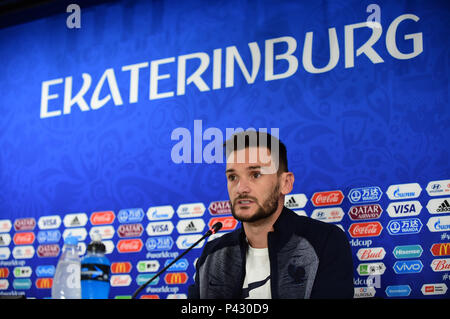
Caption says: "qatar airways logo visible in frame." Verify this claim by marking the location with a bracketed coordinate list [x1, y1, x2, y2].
[40, 13, 423, 120]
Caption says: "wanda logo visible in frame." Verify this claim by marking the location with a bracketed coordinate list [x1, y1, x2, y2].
[90, 211, 115, 225]
[312, 191, 344, 207]
[348, 222, 383, 238]
[117, 239, 143, 253]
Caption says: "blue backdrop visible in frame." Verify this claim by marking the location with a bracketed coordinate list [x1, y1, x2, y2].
[0, 0, 449, 298]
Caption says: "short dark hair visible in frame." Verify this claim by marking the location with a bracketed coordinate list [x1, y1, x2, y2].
[223, 131, 288, 174]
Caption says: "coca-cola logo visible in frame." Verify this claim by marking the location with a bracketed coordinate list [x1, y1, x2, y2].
[312, 191, 344, 207]
[13, 232, 35, 245]
[90, 211, 115, 225]
[208, 201, 232, 215]
[208, 217, 238, 231]
[348, 204, 383, 220]
[117, 239, 143, 253]
[348, 222, 383, 238]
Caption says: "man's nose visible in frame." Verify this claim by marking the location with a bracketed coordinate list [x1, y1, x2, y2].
[237, 177, 251, 195]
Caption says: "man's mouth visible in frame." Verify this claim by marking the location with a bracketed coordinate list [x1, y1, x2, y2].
[235, 198, 256, 206]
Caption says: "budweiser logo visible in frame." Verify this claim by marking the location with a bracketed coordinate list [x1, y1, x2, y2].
[357, 247, 386, 261]
[110, 275, 131, 287]
[430, 258, 450, 272]
[312, 191, 344, 207]
[348, 222, 383, 238]
[90, 211, 115, 225]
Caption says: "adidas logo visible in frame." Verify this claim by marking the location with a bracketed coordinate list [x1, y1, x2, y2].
[285, 196, 298, 208]
[437, 200, 450, 213]
[184, 221, 198, 232]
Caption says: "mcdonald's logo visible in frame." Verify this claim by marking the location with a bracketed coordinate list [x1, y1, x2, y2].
[0, 268, 9, 278]
[164, 272, 188, 284]
[36, 278, 53, 289]
[431, 243, 450, 256]
[111, 262, 132, 274]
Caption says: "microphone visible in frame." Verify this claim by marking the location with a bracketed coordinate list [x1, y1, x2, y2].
[131, 221, 222, 299]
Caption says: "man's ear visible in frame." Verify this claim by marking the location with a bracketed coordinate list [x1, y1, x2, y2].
[280, 172, 294, 195]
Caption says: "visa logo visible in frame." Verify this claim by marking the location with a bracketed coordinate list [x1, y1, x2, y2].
[146, 222, 173, 236]
[387, 201, 422, 218]
[394, 204, 416, 214]
[393, 260, 423, 274]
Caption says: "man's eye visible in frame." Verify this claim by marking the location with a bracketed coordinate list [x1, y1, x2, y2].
[228, 175, 236, 181]
[252, 172, 261, 179]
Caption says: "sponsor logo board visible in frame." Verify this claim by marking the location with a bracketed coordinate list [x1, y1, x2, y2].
[348, 222, 383, 238]
[386, 201, 422, 218]
[386, 183, 422, 200]
[348, 187, 382, 204]
[311, 190, 344, 207]
[284, 194, 308, 209]
[387, 218, 423, 235]
[393, 245, 423, 259]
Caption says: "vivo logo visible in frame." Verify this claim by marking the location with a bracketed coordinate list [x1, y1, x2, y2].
[393, 260, 423, 274]
[36, 265, 56, 277]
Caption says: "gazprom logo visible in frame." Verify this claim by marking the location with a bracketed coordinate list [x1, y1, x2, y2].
[386, 183, 422, 200]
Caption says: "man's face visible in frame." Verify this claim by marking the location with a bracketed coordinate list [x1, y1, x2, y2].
[225, 147, 281, 223]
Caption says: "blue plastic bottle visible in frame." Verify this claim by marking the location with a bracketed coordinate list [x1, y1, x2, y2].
[81, 233, 111, 299]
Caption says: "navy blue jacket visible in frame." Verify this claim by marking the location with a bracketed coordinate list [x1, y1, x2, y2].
[188, 207, 354, 299]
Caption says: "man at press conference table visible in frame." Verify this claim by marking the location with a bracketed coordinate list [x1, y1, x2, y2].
[188, 131, 354, 299]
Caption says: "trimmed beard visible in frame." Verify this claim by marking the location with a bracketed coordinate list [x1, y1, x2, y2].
[231, 183, 280, 223]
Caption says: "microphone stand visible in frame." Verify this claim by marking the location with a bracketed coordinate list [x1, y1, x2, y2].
[131, 222, 222, 299]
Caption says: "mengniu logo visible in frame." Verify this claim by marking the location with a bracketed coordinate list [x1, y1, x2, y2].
[90, 211, 115, 225]
[164, 272, 188, 285]
[311, 190, 344, 207]
[36, 278, 53, 289]
[430, 243, 450, 256]
[111, 262, 132, 274]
